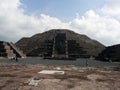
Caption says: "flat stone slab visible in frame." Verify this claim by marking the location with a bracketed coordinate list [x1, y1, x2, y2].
[38, 70, 65, 75]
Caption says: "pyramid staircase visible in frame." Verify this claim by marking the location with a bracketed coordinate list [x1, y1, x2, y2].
[8, 42, 26, 58]
[0, 41, 26, 59]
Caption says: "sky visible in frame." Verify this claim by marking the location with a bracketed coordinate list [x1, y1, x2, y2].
[0, 0, 120, 46]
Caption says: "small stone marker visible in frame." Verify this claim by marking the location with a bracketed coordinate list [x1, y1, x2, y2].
[29, 78, 42, 86]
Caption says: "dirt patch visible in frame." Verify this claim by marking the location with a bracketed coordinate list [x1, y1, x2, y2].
[0, 64, 120, 90]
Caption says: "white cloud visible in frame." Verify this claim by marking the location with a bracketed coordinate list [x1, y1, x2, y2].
[0, 0, 120, 46]
[39, 14, 70, 30]
[101, 0, 120, 20]
[70, 10, 120, 45]
[0, 0, 70, 42]
[0, 0, 20, 9]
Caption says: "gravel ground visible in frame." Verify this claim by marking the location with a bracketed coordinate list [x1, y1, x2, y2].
[0, 57, 120, 67]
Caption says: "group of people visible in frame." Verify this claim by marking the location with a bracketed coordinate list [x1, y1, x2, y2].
[10, 56, 18, 62]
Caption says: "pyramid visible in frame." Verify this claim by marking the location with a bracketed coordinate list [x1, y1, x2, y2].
[16, 29, 105, 59]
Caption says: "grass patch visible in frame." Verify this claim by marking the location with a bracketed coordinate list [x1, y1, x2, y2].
[67, 84, 75, 89]
[0, 57, 7, 60]
[0, 85, 6, 90]
[6, 80, 14, 84]
[96, 78, 106, 82]
[113, 67, 120, 71]
[53, 74, 89, 80]
[20, 75, 32, 78]
[0, 74, 16, 77]
[96, 78, 114, 82]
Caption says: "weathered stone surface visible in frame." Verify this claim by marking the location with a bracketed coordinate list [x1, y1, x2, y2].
[16, 29, 105, 59]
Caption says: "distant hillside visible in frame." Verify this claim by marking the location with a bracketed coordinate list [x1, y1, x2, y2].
[16, 29, 105, 59]
[96, 44, 120, 62]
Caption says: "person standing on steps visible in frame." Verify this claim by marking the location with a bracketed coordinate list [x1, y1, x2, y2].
[86, 59, 88, 66]
[15, 56, 18, 62]
[10, 57, 14, 61]
[10, 56, 18, 62]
